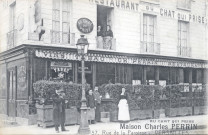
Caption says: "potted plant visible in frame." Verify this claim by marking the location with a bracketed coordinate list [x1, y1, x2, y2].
[33, 80, 89, 128]
[193, 85, 207, 115]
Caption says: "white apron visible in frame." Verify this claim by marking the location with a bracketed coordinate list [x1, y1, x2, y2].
[118, 99, 130, 121]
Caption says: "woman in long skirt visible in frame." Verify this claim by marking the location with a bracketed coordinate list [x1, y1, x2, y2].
[87, 90, 96, 124]
[118, 88, 130, 122]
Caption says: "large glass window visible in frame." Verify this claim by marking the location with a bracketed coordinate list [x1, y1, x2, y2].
[7, 2, 16, 49]
[52, 0, 71, 44]
[97, 63, 115, 85]
[142, 14, 159, 54]
[132, 65, 142, 85]
[50, 61, 73, 82]
[178, 21, 190, 57]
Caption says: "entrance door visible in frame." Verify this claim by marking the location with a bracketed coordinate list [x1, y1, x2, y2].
[7, 67, 17, 117]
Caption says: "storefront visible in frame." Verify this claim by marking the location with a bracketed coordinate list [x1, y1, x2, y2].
[0, 43, 207, 121]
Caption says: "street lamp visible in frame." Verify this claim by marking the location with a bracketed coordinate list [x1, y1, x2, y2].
[76, 35, 90, 135]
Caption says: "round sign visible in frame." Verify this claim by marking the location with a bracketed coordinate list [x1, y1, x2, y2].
[77, 18, 94, 34]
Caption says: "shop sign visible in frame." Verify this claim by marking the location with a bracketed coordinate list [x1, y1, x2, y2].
[77, 18, 94, 34]
[89, 0, 207, 25]
[35, 50, 208, 68]
[51, 61, 72, 73]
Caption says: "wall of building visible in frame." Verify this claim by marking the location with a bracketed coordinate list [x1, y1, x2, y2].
[0, 0, 207, 60]
[0, 0, 29, 52]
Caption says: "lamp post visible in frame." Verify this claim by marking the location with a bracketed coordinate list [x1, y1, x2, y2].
[76, 35, 90, 135]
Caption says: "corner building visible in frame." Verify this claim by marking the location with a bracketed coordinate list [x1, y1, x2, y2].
[0, 0, 207, 121]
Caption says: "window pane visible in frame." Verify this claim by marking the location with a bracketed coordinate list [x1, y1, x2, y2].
[53, 10, 60, 20]
[62, 11, 70, 22]
[53, 0, 60, 9]
[53, 21, 60, 31]
[62, 22, 69, 32]
[62, 0, 70, 11]
[143, 25, 147, 34]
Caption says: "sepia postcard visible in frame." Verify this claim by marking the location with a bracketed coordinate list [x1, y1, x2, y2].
[0, 0, 208, 134]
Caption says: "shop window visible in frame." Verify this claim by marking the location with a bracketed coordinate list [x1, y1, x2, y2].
[52, 0, 71, 44]
[177, 0, 191, 10]
[77, 62, 92, 87]
[184, 69, 189, 83]
[132, 65, 142, 85]
[50, 61, 73, 82]
[97, 5, 115, 50]
[169, 68, 177, 84]
[192, 69, 197, 83]
[159, 67, 169, 86]
[146, 66, 155, 85]
[97, 63, 115, 85]
[178, 21, 191, 57]
[141, 14, 159, 54]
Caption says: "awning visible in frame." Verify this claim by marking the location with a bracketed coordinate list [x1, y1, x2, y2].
[35, 49, 208, 69]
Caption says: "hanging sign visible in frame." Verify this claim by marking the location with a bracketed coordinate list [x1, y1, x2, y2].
[77, 18, 94, 34]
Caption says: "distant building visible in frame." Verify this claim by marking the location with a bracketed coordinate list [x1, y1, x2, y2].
[0, 0, 207, 122]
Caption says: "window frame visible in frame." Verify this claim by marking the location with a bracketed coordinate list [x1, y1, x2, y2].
[52, 0, 71, 44]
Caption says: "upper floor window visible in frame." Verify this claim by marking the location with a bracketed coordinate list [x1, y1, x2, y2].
[141, 14, 160, 54]
[52, 0, 71, 44]
[177, 0, 191, 10]
[7, 2, 17, 49]
[178, 21, 191, 57]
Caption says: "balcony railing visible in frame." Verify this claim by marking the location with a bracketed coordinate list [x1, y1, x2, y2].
[7, 29, 17, 49]
[140, 41, 160, 54]
[177, 46, 191, 57]
[96, 36, 116, 51]
[51, 30, 75, 45]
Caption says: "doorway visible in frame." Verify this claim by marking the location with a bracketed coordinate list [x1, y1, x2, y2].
[7, 67, 17, 117]
[97, 5, 113, 33]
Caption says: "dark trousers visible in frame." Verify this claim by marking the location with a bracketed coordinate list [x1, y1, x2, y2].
[55, 122, 65, 131]
[95, 103, 101, 122]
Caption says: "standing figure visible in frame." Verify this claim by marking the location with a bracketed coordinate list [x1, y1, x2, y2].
[93, 86, 102, 122]
[87, 90, 96, 124]
[52, 89, 67, 133]
[97, 25, 104, 49]
[103, 25, 113, 50]
[118, 88, 130, 122]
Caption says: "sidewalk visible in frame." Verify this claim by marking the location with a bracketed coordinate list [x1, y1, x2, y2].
[0, 115, 207, 135]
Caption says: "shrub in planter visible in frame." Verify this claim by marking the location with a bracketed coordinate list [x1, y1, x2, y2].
[33, 80, 90, 127]
[165, 85, 183, 108]
[99, 84, 163, 120]
[33, 80, 90, 106]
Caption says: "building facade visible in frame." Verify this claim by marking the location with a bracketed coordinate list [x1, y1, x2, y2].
[0, 0, 208, 120]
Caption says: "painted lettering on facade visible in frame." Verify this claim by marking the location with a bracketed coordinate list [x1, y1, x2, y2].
[89, 0, 207, 25]
[89, 0, 140, 11]
[160, 8, 208, 24]
[35, 50, 208, 68]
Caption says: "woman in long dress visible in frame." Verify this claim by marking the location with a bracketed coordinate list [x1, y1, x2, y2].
[87, 89, 96, 124]
[118, 88, 130, 122]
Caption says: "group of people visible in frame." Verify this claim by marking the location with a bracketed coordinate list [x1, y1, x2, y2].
[97, 25, 114, 50]
[51, 86, 130, 133]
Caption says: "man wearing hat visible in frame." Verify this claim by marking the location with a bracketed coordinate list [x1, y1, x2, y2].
[93, 86, 102, 122]
[52, 88, 67, 133]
